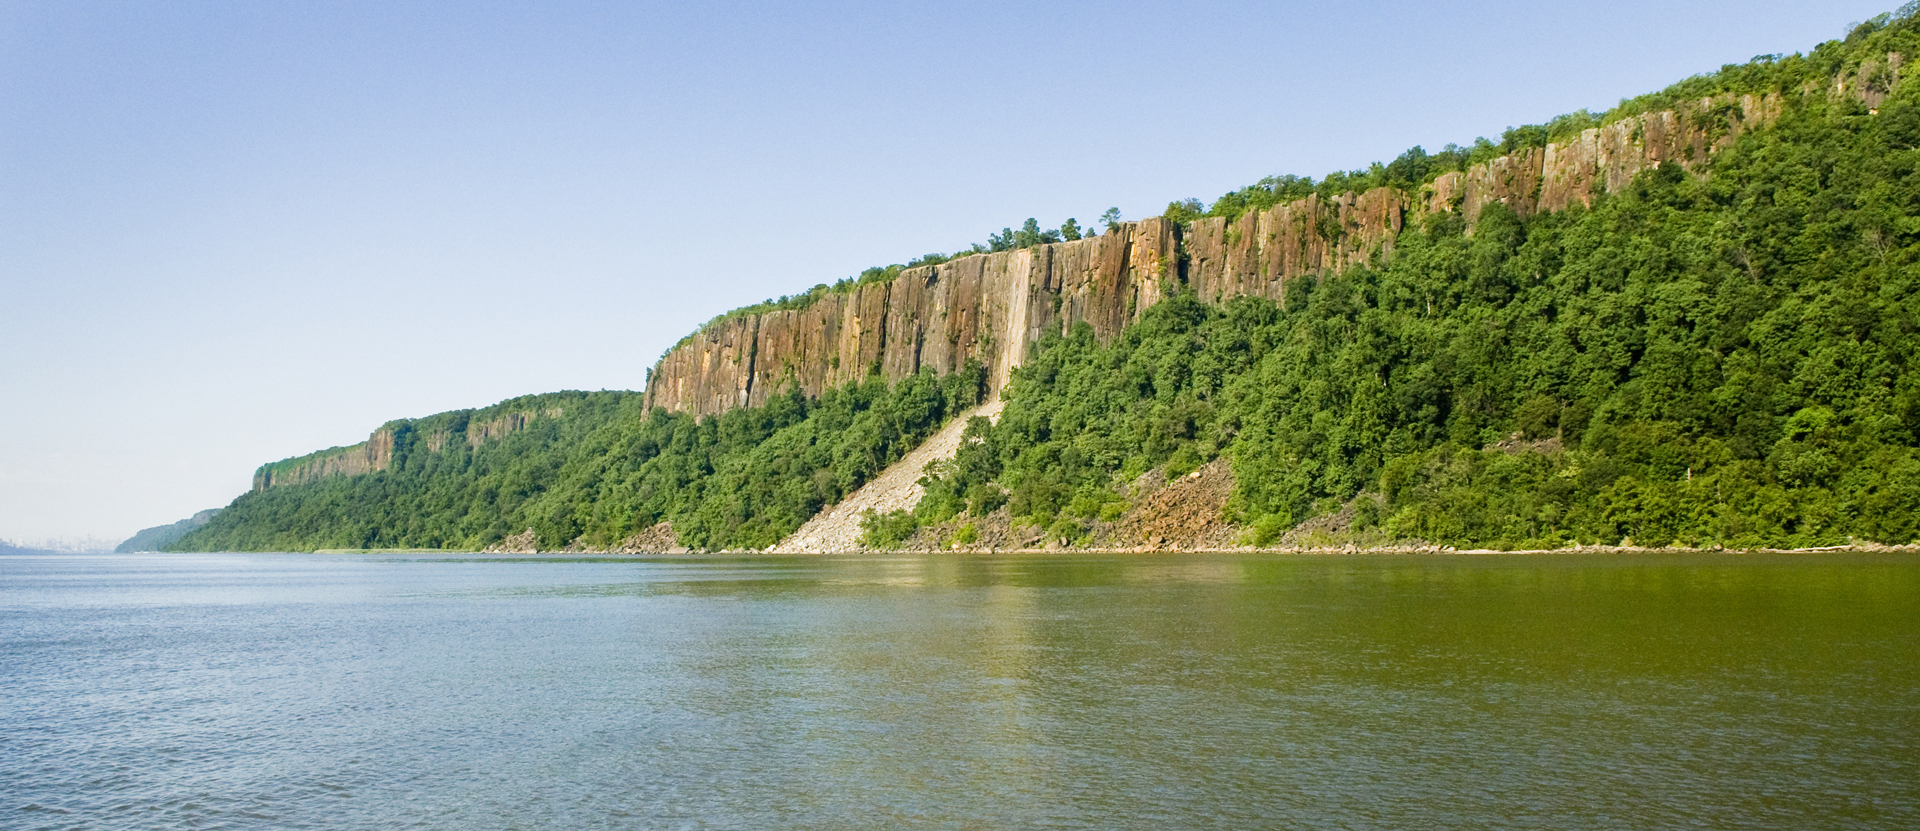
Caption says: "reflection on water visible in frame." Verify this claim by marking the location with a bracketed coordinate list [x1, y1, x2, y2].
[2, 551, 1916, 830]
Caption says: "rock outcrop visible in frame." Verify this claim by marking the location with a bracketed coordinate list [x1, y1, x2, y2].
[252, 405, 568, 491]
[1431, 93, 1786, 225]
[645, 92, 1807, 419]
[253, 430, 395, 490]
[1183, 187, 1404, 305]
[645, 220, 1181, 415]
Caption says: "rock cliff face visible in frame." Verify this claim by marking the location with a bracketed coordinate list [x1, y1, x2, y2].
[1429, 93, 1786, 225]
[645, 93, 1797, 418]
[1182, 186, 1404, 306]
[254, 430, 395, 491]
[251, 406, 564, 491]
[644, 218, 1180, 414]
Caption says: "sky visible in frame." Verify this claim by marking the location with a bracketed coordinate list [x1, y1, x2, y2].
[0, 0, 1896, 547]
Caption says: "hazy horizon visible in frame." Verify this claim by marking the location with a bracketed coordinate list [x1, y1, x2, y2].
[1, 0, 1893, 545]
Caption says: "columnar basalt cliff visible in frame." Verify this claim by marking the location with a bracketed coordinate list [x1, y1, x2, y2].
[1182, 186, 1405, 305]
[1428, 93, 1788, 225]
[253, 430, 395, 491]
[250, 406, 565, 491]
[643, 219, 1180, 415]
[645, 93, 1796, 418]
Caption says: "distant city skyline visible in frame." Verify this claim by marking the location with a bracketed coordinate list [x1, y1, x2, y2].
[1, 535, 120, 554]
[0, 0, 1894, 543]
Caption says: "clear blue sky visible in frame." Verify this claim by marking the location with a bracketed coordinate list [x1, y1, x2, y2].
[0, 0, 1893, 546]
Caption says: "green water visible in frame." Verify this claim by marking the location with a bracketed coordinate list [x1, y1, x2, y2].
[3, 551, 1915, 829]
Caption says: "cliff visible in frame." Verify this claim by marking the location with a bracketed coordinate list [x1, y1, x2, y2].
[163, 18, 1920, 553]
[645, 90, 1800, 418]
[253, 433, 394, 490]
[644, 218, 1179, 414]
[234, 54, 1892, 494]
[251, 399, 578, 491]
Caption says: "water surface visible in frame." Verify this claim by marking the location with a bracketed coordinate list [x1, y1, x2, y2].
[3, 552, 1916, 829]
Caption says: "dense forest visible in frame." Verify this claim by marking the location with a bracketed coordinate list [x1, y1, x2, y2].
[180, 10, 1920, 551]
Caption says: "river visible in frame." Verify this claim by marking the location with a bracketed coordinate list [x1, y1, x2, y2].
[3, 551, 1915, 829]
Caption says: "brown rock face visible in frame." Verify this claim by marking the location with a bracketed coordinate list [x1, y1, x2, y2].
[1841, 52, 1905, 107]
[251, 407, 562, 492]
[643, 98, 1788, 419]
[253, 430, 394, 491]
[646, 315, 759, 415]
[466, 408, 563, 447]
[1431, 94, 1786, 225]
[644, 218, 1184, 415]
[644, 65, 1908, 423]
[1185, 188, 1405, 305]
